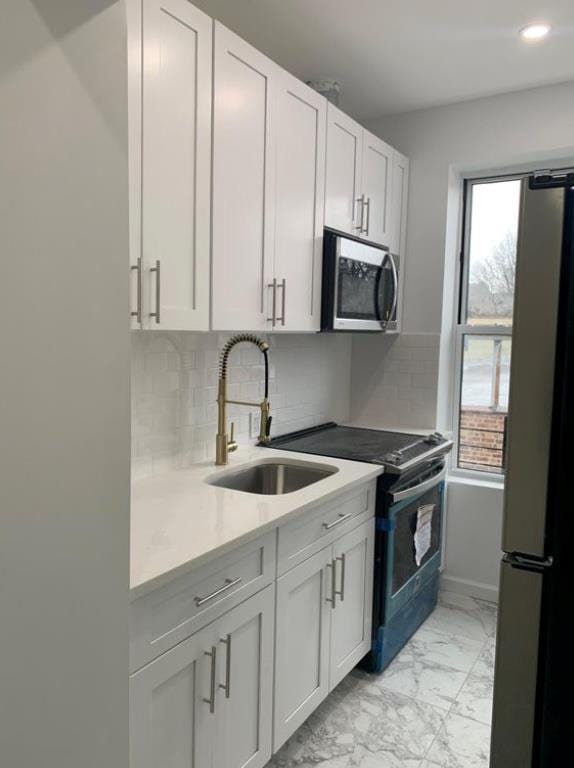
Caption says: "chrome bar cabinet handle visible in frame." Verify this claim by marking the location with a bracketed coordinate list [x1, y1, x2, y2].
[130, 257, 142, 324]
[203, 646, 217, 714]
[267, 278, 278, 326]
[364, 196, 371, 236]
[335, 553, 346, 601]
[219, 634, 232, 699]
[150, 259, 161, 324]
[323, 512, 353, 530]
[354, 195, 364, 231]
[325, 561, 337, 607]
[276, 278, 286, 326]
[194, 576, 242, 607]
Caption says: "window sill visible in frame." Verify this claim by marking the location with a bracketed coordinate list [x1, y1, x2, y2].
[447, 468, 505, 490]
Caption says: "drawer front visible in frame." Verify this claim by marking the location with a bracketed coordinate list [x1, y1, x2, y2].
[277, 481, 375, 576]
[130, 531, 276, 671]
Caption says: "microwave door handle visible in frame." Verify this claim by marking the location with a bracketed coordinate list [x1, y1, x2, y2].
[388, 253, 399, 323]
[390, 465, 447, 503]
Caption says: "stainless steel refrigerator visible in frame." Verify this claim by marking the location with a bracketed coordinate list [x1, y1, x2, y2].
[491, 171, 574, 766]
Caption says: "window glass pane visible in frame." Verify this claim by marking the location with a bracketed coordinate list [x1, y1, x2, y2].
[458, 335, 511, 474]
[466, 179, 521, 326]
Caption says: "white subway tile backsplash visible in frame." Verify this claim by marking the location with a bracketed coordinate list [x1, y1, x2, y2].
[131, 331, 352, 477]
[350, 333, 440, 429]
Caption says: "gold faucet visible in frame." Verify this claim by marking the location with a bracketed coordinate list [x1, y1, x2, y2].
[215, 334, 272, 465]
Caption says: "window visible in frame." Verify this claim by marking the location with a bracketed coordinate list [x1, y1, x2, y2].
[455, 176, 521, 475]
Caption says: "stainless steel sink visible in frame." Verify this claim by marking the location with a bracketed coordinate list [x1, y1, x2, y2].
[208, 460, 337, 495]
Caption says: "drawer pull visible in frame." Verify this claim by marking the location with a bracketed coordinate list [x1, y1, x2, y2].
[323, 512, 353, 531]
[203, 646, 217, 714]
[194, 577, 242, 607]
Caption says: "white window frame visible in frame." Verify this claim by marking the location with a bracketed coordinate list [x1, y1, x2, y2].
[451, 173, 521, 482]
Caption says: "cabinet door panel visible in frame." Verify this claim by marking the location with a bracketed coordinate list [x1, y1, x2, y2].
[330, 519, 375, 689]
[274, 74, 326, 331]
[389, 151, 409, 257]
[212, 23, 275, 331]
[141, 0, 212, 330]
[274, 547, 332, 752]
[361, 130, 393, 246]
[214, 586, 274, 768]
[130, 622, 215, 768]
[325, 104, 362, 236]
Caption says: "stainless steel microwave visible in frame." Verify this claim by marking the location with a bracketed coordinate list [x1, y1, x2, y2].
[321, 229, 399, 332]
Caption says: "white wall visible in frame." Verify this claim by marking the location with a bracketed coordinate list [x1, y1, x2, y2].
[363, 81, 574, 601]
[132, 332, 352, 477]
[0, 2, 130, 766]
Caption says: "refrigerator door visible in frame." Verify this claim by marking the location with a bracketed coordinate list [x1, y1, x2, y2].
[502, 183, 565, 557]
[490, 559, 543, 767]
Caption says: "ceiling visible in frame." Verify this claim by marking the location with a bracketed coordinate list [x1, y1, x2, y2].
[192, 0, 574, 120]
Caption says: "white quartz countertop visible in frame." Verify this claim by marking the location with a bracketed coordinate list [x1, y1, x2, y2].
[131, 446, 383, 598]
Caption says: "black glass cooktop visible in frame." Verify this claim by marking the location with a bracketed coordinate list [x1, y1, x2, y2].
[267, 422, 447, 469]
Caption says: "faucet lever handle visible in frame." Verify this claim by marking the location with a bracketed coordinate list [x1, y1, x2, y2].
[228, 422, 238, 453]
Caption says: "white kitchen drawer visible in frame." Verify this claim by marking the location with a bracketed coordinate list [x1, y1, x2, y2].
[277, 481, 376, 576]
[130, 531, 276, 672]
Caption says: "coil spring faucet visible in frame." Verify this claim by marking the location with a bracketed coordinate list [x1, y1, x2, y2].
[215, 334, 272, 465]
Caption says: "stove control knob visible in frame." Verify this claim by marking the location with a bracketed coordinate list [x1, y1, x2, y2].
[425, 432, 443, 446]
[385, 451, 403, 464]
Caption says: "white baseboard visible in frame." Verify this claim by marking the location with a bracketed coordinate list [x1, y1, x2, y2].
[440, 574, 499, 604]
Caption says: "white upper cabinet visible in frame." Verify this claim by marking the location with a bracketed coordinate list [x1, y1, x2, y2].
[361, 130, 393, 246]
[273, 72, 326, 332]
[137, 0, 212, 330]
[129, 2, 408, 333]
[325, 105, 397, 249]
[389, 150, 410, 257]
[212, 25, 326, 332]
[324, 105, 363, 237]
[211, 23, 276, 331]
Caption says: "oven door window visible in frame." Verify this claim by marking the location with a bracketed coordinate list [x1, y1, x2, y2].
[391, 484, 442, 595]
[336, 255, 396, 323]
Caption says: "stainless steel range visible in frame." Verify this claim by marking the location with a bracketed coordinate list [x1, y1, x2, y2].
[267, 422, 453, 672]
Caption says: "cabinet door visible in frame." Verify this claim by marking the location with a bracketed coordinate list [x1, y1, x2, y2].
[214, 586, 274, 768]
[329, 519, 375, 689]
[141, 0, 212, 330]
[361, 129, 393, 246]
[212, 23, 276, 331]
[274, 547, 332, 752]
[389, 150, 409, 257]
[324, 104, 363, 236]
[273, 73, 326, 332]
[130, 621, 215, 768]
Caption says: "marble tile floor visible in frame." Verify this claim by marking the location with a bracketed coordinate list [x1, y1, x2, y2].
[267, 591, 498, 768]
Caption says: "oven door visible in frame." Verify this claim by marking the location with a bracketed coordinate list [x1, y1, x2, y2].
[380, 462, 446, 625]
[333, 236, 398, 331]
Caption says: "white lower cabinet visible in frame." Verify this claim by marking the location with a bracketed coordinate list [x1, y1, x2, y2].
[274, 547, 332, 750]
[213, 587, 274, 768]
[130, 481, 376, 767]
[130, 619, 214, 768]
[330, 519, 375, 689]
[273, 517, 375, 752]
[130, 584, 274, 768]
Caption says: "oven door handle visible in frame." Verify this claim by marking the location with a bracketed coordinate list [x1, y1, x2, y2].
[390, 465, 447, 503]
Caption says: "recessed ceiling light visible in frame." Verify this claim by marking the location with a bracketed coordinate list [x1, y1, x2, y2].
[520, 23, 552, 41]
